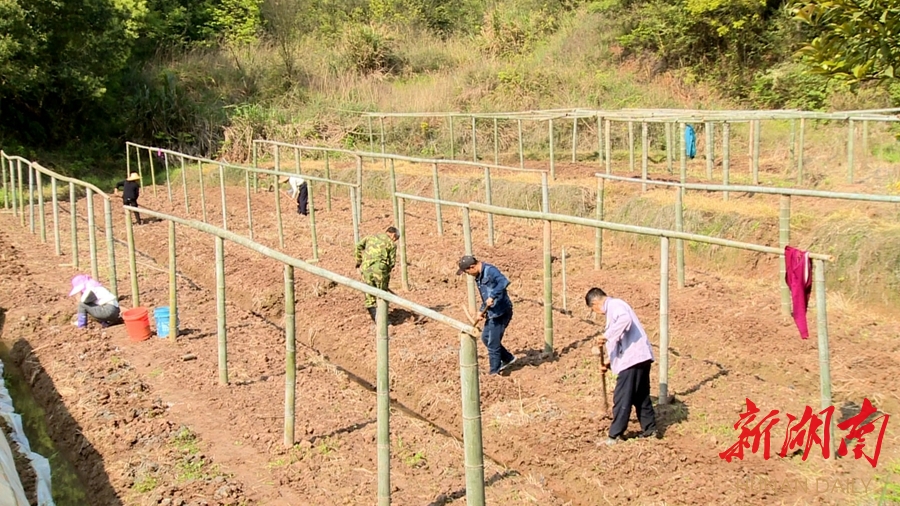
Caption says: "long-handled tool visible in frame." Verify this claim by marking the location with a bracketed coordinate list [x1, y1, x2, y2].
[461, 304, 487, 331]
[592, 339, 610, 418]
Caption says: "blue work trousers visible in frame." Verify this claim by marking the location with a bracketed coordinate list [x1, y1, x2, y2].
[481, 309, 514, 374]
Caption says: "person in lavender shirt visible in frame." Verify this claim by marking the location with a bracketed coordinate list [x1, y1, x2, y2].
[586, 287, 658, 445]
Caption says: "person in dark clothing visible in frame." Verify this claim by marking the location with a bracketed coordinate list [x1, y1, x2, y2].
[457, 255, 517, 375]
[115, 172, 142, 224]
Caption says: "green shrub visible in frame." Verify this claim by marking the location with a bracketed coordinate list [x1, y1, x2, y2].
[342, 24, 405, 74]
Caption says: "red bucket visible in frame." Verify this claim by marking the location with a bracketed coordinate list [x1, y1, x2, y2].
[122, 307, 152, 342]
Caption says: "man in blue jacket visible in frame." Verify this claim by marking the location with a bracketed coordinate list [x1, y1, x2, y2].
[457, 255, 516, 375]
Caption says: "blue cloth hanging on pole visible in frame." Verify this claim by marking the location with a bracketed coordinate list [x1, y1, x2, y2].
[685, 125, 697, 159]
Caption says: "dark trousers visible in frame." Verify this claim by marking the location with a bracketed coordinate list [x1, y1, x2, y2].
[78, 302, 121, 323]
[481, 310, 514, 374]
[124, 198, 142, 224]
[609, 360, 657, 438]
[296, 183, 308, 215]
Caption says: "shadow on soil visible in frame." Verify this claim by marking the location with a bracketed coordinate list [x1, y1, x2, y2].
[308, 418, 376, 446]
[427, 469, 521, 506]
[0, 310, 123, 506]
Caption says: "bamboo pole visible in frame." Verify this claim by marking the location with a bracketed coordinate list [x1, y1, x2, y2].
[376, 297, 390, 506]
[164, 153, 172, 203]
[18, 161, 24, 227]
[659, 236, 670, 405]
[675, 188, 685, 289]
[325, 152, 332, 211]
[779, 195, 791, 317]
[87, 188, 99, 281]
[181, 157, 190, 213]
[136, 148, 144, 192]
[597, 115, 603, 165]
[471, 116, 477, 162]
[389, 159, 398, 226]
[149, 150, 158, 199]
[380, 117, 387, 170]
[561, 247, 567, 314]
[355, 157, 363, 225]
[309, 181, 318, 262]
[679, 123, 686, 184]
[484, 167, 494, 247]
[862, 120, 869, 171]
[245, 171, 254, 241]
[814, 259, 832, 430]
[462, 207, 476, 315]
[449, 115, 455, 159]
[294, 147, 301, 174]
[51, 177, 61, 255]
[628, 121, 635, 174]
[517, 119, 524, 169]
[641, 121, 648, 192]
[126, 143, 131, 183]
[847, 119, 855, 183]
[493, 118, 499, 165]
[723, 122, 731, 201]
[542, 172, 553, 355]
[125, 209, 138, 307]
[368, 116, 375, 155]
[216, 237, 228, 385]
[666, 122, 673, 174]
[572, 117, 578, 163]
[104, 199, 118, 299]
[37, 171, 46, 243]
[549, 119, 555, 180]
[198, 160, 208, 223]
[169, 221, 178, 341]
[8, 158, 16, 217]
[284, 264, 295, 445]
[594, 178, 604, 270]
[28, 164, 34, 234]
[432, 163, 443, 236]
[274, 169, 285, 249]
[1, 155, 6, 210]
[70, 182, 79, 269]
[705, 121, 714, 180]
[752, 120, 760, 185]
[398, 198, 409, 291]
[218, 164, 228, 231]
[604, 119, 611, 175]
[459, 332, 486, 506]
[350, 187, 360, 244]
[789, 119, 796, 174]
[252, 142, 259, 193]
[798, 118, 805, 185]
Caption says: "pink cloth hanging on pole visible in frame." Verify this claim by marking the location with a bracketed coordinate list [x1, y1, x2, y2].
[785, 246, 813, 339]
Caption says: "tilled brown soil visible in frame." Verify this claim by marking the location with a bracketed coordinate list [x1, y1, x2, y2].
[1, 163, 898, 505]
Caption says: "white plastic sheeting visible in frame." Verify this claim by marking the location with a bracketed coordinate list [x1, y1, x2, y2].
[0, 360, 54, 505]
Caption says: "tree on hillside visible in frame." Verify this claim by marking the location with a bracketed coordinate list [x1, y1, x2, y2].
[794, 0, 900, 82]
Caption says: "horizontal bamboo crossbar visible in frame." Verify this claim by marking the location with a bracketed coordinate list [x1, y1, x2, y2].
[395, 193, 468, 208]
[0, 154, 111, 200]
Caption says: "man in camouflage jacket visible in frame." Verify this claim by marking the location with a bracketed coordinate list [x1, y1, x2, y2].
[355, 226, 400, 321]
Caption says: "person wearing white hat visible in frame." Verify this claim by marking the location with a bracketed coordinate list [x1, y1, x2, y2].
[115, 172, 142, 224]
[69, 274, 121, 328]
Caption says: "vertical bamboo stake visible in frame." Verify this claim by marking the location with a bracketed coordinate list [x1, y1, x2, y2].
[679, 123, 686, 184]
[87, 188, 99, 281]
[572, 117, 578, 163]
[125, 209, 138, 307]
[36, 171, 46, 243]
[389, 159, 398, 226]
[666, 122, 673, 174]
[126, 143, 131, 181]
[594, 178, 604, 270]
[350, 187, 360, 245]
[198, 160, 208, 223]
[779, 195, 791, 317]
[517, 119, 524, 169]
[164, 153, 172, 203]
[376, 296, 390, 506]
[181, 157, 189, 213]
[462, 207, 476, 315]
[283, 264, 295, 445]
[28, 164, 34, 233]
[789, 119, 796, 174]
[597, 115, 603, 166]
[723, 122, 731, 201]
[380, 117, 387, 170]
[604, 119, 612, 175]
[798, 118, 805, 185]
[368, 116, 375, 155]
[51, 177, 61, 256]
[104, 199, 117, 299]
[355, 157, 363, 224]
[309, 182, 318, 262]
[561, 246, 567, 314]
[432, 163, 443, 236]
[471, 116, 477, 162]
[274, 169, 285, 249]
[169, 221, 178, 341]
[705, 121, 714, 180]
[449, 115, 455, 160]
[1, 155, 6, 210]
[549, 119, 556, 180]
[275, 144, 281, 176]
[136, 148, 144, 192]
[149, 150, 158, 199]
[8, 157, 16, 217]
[814, 259, 832, 425]
[18, 160, 24, 227]
[542, 172, 553, 355]
[294, 147, 301, 174]
[493, 118, 499, 165]
[847, 119, 855, 183]
[218, 164, 228, 231]
[245, 171, 254, 241]
[484, 167, 494, 247]
[641, 121, 648, 192]
[752, 120, 760, 185]
[628, 121, 635, 174]
[216, 237, 228, 385]
[862, 120, 869, 171]
[70, 182, 79, 269]
[252, 142, 259, 193]
[397, 198, 409, 290]
[675, 188, 685, 289]
[459, 331, 486, 506]
[324, 151, 332, 211]
[659, 236, 670, 405]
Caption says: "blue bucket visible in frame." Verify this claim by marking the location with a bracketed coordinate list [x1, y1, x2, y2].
[153, 307, 179, 338]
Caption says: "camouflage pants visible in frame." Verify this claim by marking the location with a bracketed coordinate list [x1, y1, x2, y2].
[362, 268, 391, 308]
